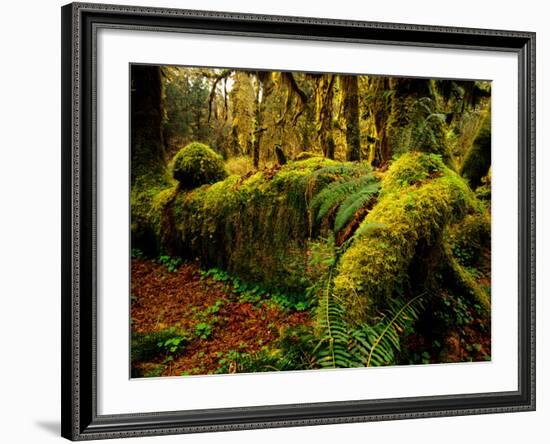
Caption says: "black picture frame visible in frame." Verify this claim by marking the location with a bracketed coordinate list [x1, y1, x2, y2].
[61, 2, 536, 440]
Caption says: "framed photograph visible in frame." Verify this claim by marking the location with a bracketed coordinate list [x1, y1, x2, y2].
[61, 2, 535, 440]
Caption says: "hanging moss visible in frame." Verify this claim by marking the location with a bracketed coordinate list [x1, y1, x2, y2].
[460, 115, 491, 189]
[332, 152, 482, 324]
[172, 142, 227, 188]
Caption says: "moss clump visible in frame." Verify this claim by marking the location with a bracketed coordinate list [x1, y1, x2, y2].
[381, 152, 445, 191]
[172, 142, 227, 188]
[460, 115, 491, 189]
[294, 151, 322, 161]
[333, 152, 478, 323]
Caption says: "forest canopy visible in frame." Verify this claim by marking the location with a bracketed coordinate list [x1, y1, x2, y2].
[130, 64, 492, 377]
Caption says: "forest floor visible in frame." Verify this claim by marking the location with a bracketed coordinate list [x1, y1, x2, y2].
[131, 249, 491, 378]
[131, 258, 311, 377]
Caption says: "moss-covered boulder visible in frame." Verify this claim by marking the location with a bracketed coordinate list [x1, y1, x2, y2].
[332, 152, 486, 323]
[172, 142, 227, 188]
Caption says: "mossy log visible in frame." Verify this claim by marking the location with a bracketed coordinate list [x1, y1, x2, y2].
[170, 157, 359, 291]
[131, 149, 489, 325]
[133, 156, 371, 290]
[333, 152, 489, 324]
[293, 151, 322, 161]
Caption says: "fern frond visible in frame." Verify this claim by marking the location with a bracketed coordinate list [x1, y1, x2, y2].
[311, 175, 377, 223]
[312, 252, 427, 369]
[333, 182, 379, 232]
[365, 292, 426, 367]
[314, 270, 354, 368]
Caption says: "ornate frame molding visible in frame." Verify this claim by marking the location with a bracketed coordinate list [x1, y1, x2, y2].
[61, 3, 535, 440]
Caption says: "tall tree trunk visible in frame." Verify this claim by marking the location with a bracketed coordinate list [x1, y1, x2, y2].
[230, 124, 241, 156]
[252, 84, 262, 169]
[325, 135, 335, 160]
[315, 75, 336, 159]
[341, 75, 361, 161]
[252, 71, 274, 168]
[131, 65, 165, 182]
[366, 77, 453, 168]
[460, 112, 491, 189]
[385, 78, 453, 166]
[368, 77, 391, 167]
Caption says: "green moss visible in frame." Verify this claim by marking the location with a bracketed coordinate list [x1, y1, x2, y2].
[170, 158, 368, 291]
[294, 151, 322, 161]
[284, 156, 339, 171]
[172, 142, 227, 188]
[130, 169, 174, 255]
[448, 211, 491, 268]
[385, 81, 455, 167]
[333, 152, 477, 323]
[381, 152, 445, 191]
[460, 115, 491, 189]
[441, 241, 490, 314]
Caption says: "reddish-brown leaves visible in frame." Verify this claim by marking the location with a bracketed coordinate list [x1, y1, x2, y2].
[131, 259, 310, 376]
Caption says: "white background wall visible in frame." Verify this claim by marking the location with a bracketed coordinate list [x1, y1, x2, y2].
[0, 0, 545, 442]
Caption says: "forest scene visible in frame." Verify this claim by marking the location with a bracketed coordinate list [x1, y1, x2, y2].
[130, 64, 492, 378]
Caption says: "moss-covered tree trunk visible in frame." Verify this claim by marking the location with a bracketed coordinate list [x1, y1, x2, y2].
[460, 113, 491, 189]
[370, 78, 453, 167]
[130, 65, 170, 255]
[230, 124, 241, 157]
[131, 65, 165, 182]
[367, 77, 392, 167]
[252, 71, 274, 168]
[385, 78, 432, 155]
[341, 75, 361, 161]
[315, 75, 336, 159]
